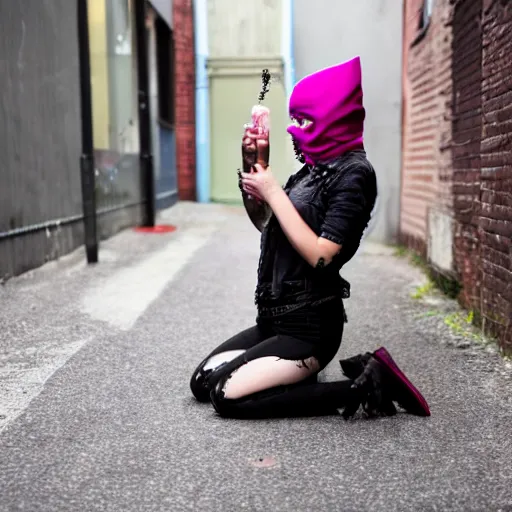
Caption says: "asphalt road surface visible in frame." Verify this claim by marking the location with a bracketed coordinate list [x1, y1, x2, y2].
[1, 202, 511, 512]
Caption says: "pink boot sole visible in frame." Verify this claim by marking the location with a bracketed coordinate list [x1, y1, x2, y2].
[373, 347, 431, 417]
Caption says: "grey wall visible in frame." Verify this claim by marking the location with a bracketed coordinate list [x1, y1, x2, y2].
[0, 1, 145, 280]
[293, 0, 403, 244]
[207, 0, 283, 58]
[0, 1, 83, 278]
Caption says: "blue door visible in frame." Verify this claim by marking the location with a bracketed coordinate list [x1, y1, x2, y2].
[156, 124, 178, 209]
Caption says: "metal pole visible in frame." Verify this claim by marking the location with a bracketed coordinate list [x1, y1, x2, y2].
[77, 0, 98, 263]
[134, 0, 155, 227]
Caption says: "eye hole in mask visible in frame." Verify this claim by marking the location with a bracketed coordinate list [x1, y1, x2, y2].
[290, 116, 313, 129]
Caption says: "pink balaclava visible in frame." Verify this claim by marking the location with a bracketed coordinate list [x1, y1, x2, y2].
[287, 56, 365, 166]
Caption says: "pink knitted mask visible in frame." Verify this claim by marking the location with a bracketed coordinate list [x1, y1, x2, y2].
[287, 56, 365, 166]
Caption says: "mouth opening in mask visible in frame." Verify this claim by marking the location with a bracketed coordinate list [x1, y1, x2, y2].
[291, 137, 306, 164]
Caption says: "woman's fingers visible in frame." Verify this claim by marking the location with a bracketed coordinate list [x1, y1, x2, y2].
[256, 138, 269, 168]
[238, 171, 260, 199]
[241, 173, 258, 187]
[243, 184, 263, 201]
[242, 181, 258, 193]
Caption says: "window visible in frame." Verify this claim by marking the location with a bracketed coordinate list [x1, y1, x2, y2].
[418, 0, 434, 30]
[412, 0, 435, 46]
[155, 16, 175, 127]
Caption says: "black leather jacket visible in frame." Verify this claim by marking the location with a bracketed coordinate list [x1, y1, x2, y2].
[255, 150, 377, 313]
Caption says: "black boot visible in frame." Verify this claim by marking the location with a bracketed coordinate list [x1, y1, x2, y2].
[342, 356, 397, 419]
[339, 352, 372, 380]
[345, 347, 431, 419]
[372, 347, 431, 416]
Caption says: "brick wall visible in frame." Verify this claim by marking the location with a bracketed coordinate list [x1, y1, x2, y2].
[401, 0, 453, 257]
[451, 0, 483, 312]
[401, 0, 512, 351]
[173, 0, 196, 200]
[479, 0, 512, 347]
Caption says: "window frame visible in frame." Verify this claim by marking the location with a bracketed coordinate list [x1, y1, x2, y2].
[412, 0, 435, 47]
[154, 15, 175, 128]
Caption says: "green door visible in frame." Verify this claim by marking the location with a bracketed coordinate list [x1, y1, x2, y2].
[208, 57, 298, 204]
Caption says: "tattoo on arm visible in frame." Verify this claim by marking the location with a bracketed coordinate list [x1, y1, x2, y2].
[315, 257, 325, 269]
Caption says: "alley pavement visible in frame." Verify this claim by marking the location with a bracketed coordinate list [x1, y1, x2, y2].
[1, 202, 511, 512]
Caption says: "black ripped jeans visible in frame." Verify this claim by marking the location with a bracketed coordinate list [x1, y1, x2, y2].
[190, 297, 363, 419]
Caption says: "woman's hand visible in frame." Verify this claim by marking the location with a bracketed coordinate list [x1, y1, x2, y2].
[241, 164, 281, 203]
[241, 126, 269, 172]
[240, 126, 270, 202]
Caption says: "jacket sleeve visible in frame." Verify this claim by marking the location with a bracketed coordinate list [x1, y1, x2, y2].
[320, 166, 374, 246]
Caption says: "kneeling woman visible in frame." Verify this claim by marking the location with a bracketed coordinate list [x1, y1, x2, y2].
[190, 57, 430, 420]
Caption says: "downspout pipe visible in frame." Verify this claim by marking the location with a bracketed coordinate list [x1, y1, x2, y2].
[281, 0, 295, 100]
[194, 0, 210, 203]
[289, 0, 295, 91]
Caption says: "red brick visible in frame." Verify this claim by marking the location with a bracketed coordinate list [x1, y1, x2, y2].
[173, 0, 196, 201]
[402, 0, 512, 351]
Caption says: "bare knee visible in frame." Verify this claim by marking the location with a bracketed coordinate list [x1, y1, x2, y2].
[209, 356, 320, 418]
[223, 356, 320, 400]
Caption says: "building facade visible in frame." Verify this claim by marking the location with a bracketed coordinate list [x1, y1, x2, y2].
[401, 0, 512, 352]
[294, 0, 404, 244]
[197, 0, 403, 245]
[203, 0, 296, 204]
[0, 1, 84, 279]
[0, 0, 184, 279]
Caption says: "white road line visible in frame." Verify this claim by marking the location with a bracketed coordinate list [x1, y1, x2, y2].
[0, 337, 93, 433]
[82, 224, 217, 330]
[0, 221, 220, 433]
